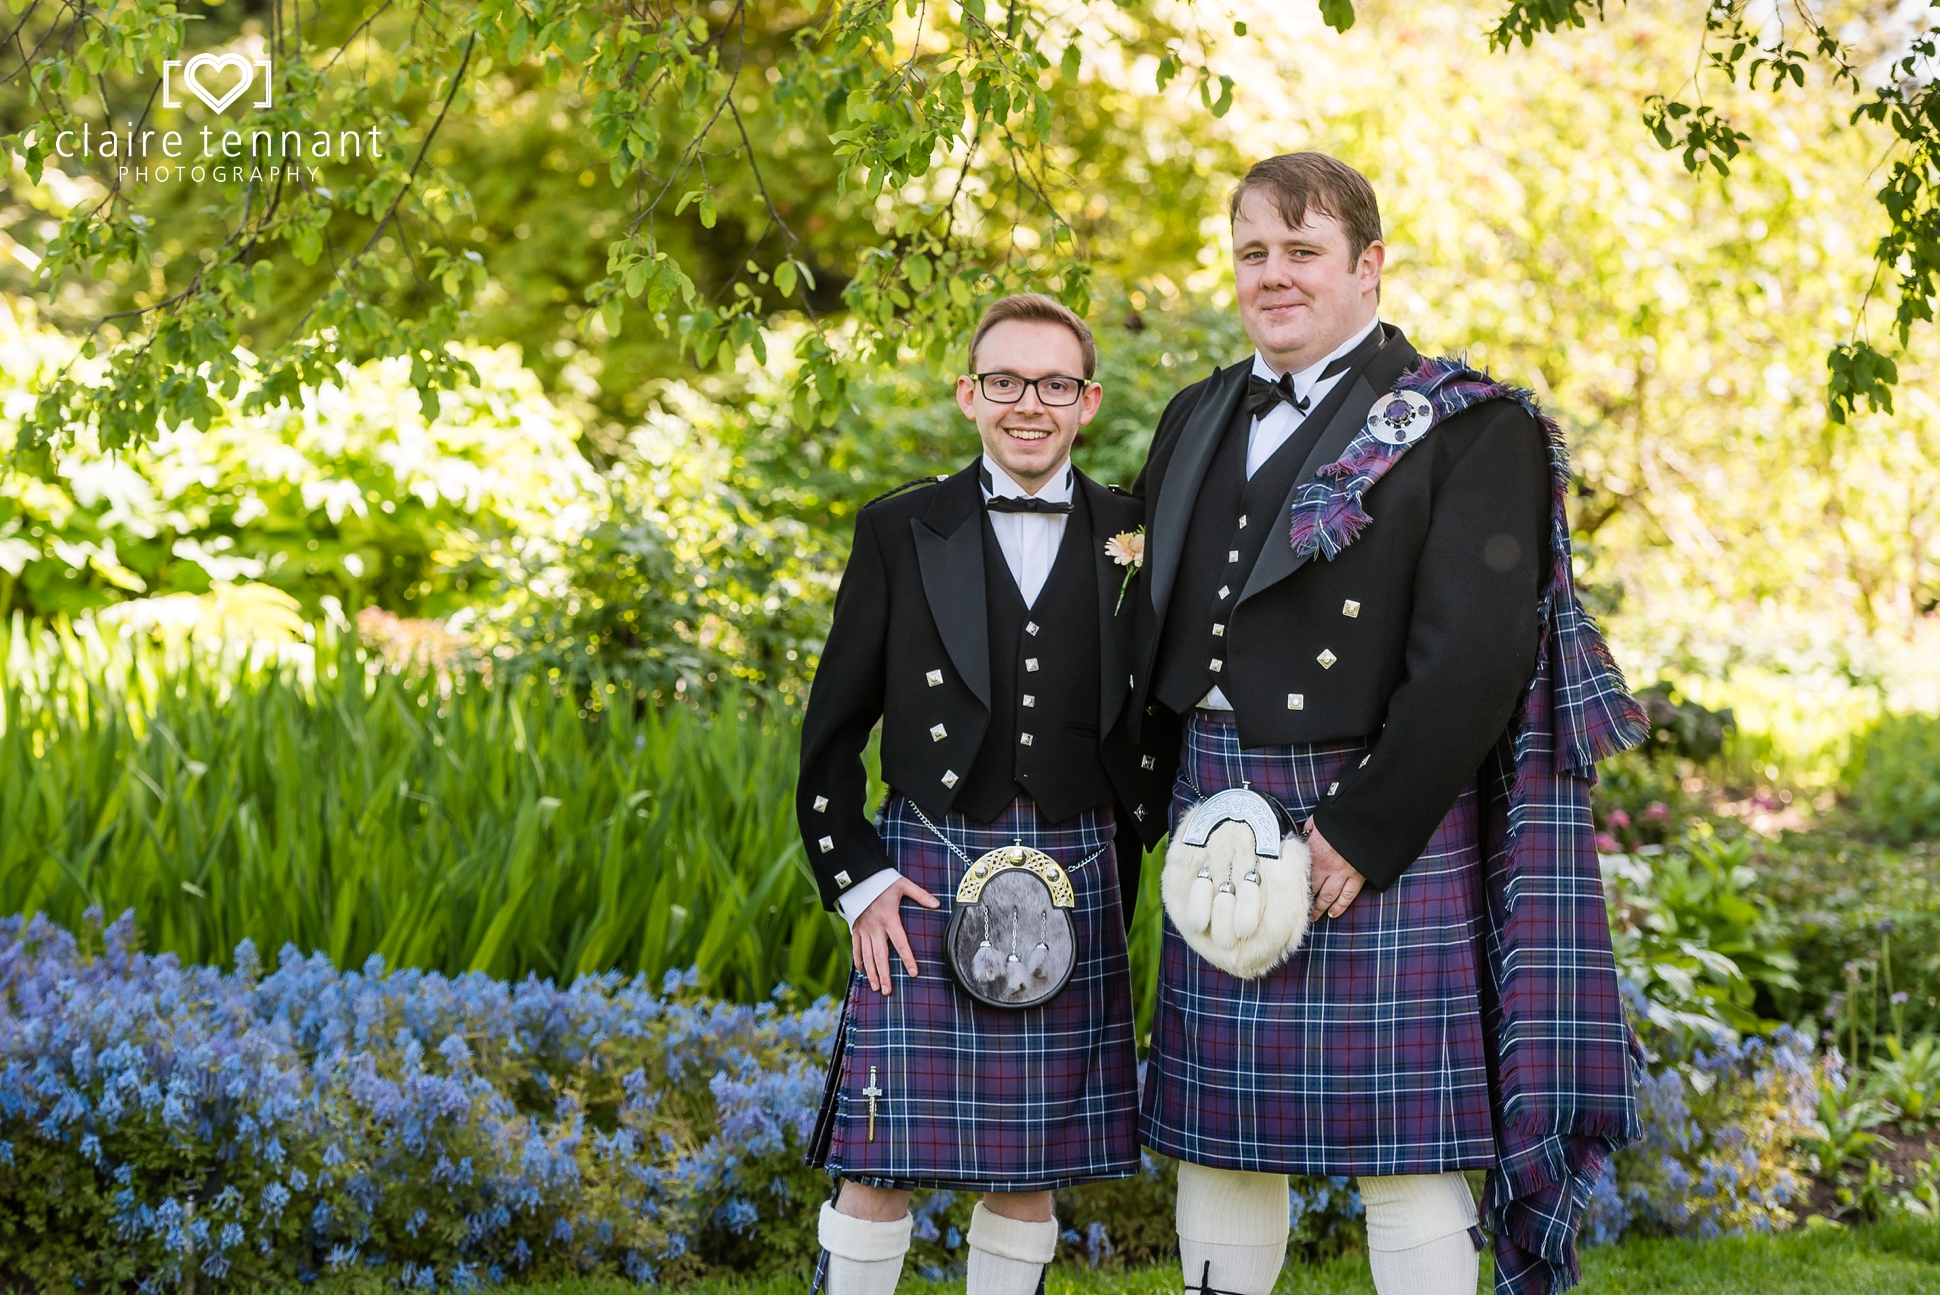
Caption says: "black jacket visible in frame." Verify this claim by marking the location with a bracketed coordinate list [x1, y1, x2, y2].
[798, 461, 1176, 913]
[1132, 325, 1551, 890]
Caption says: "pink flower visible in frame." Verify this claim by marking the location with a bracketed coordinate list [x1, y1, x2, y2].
[1595, 833, 1621, 853]
[1105, 530, 1145, 568]
[1606, 809, 1632, 829]
[1644, 801, 1669, 821]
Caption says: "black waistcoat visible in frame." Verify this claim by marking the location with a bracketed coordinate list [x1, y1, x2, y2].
[1151, 395, 1334, 713]
[954, 488, 1110, 822]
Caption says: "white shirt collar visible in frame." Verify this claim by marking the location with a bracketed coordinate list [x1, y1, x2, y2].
[981, 453, 1074, 502]
[1250, 314, 1382, 388]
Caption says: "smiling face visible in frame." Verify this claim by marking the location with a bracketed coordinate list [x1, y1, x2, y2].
[956, 319, 1102, 493]
[1232, 190, 1384, 375]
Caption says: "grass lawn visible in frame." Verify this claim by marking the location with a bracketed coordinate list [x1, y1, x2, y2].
[503, 1218, 1940, 1295]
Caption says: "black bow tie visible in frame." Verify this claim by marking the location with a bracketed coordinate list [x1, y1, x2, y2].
[1245, 350, 1362, 420]
[980, 463, 1074, 514]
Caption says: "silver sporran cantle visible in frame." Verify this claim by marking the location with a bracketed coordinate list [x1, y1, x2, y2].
[944, 844, 1078, 1009]
[1160, 785, 1312, 979]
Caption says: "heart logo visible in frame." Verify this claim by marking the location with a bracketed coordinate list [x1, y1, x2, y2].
[182, 53, 254, 114]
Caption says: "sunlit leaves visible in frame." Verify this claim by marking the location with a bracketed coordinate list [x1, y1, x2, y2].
[1826, 341, 1898, 426]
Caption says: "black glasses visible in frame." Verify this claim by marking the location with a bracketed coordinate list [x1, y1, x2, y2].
[969, 372, 1091, 406]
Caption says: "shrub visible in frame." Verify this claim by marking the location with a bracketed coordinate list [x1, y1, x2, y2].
[1844, 712, 1940, 845]
[0, 911, 835, 1291]
[1756, 833, 1940, 1053]
[1588, 1024, 1819, 1242]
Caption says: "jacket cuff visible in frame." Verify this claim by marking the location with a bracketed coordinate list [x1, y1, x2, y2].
[835, 867, 904, 925]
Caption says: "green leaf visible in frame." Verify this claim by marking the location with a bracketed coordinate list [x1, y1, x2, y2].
[1319, 0, 1357, 32]
[774, 260, 798, 298]
[1061, 43, 1081, 86]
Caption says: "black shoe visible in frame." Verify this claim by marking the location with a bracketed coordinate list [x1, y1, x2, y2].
[1185, 1258, 1253, 1295]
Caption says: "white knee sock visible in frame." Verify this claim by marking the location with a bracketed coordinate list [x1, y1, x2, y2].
[1358, 1173, 1480, 1295]
[819, 1201, 913, 1295]
[1175, 1161, 1291, 1295]
[965, 1201, 1059, 1295]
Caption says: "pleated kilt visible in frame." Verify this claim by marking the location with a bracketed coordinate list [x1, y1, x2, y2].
[1139, 710, 1496, 1176]
[806, 792, 1142, 1192]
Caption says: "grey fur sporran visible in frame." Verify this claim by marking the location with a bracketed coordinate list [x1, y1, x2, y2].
[944, 845, 1078, 1009]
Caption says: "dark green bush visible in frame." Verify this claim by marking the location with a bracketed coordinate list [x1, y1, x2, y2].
[1844, 712, 1940, 844]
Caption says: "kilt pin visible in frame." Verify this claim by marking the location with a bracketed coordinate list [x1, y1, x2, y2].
[1139, 711, 1497, 1175]
[807, 792, 1143, 1192]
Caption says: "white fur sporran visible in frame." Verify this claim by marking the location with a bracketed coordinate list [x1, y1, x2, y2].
[1161, 786, 1312, 979]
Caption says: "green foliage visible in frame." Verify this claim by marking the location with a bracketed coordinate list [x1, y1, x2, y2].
[1846, 712, 1940, 845]
[0, 617, 848, 1001]
[0, 324, 597, 623]
[1870, 1034, 1940, 1126]
[1606, 830, 1800, 1039]
[1801, 1078, 1892, 1180]
[1758, 832, 1940, 1055]
[0, 0, 1236, 454]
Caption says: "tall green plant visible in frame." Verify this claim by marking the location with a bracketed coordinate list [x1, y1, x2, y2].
[0, 618, 847, 1001]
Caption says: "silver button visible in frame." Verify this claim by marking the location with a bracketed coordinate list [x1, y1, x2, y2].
[1238, 515, 1248, 529]
[1134, 805, 1147, 821]
[835, 870, 851, 888]
[1228, 549, 1239, 562]
[1212, 623, 1225, 637]
[1361, 754, 1372, 767]
[1209, 658, 1223, 673]
[926, 668, 944, 686]
[1217, 585, 1230, 599]
[930, 723, 947, 741]
[1022, 694, 1036, 707]
[1288, 693, 1304, 710]
[1141, 755, 1156, 770]
[1342, 600, 1361, 618]
[818, 836, 835, 853]
[813, 795, 829, 812]
[1025, 658, 1040, 672]
[941, 769, 959, 788]
[1328, 782, 1339, 795]
[1019, 732, 1034, 746]
[1317, 649, 1338, 669]
[1025, 621, 1039, 636]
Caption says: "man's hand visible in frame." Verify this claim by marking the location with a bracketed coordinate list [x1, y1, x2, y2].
[1304, 821, 1366, 922]
[852, 877, 941, 996]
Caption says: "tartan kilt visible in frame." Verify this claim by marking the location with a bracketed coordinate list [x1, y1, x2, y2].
[1139, 711, 1496, 1176]
[806, 792, 1142, 1192]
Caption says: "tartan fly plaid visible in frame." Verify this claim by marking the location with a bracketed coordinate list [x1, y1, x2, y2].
[1393, 359, 1648, 1295]
[1140, 717, 1498, 1175]
[805, 792, 1142, 1192]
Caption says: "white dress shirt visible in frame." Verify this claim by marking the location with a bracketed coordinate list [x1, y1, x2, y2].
[837, 454, 1075, 925]
[1203, 316, 1381, 710]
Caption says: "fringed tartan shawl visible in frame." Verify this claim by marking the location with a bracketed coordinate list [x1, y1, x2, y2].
[1290, 357, 1650, 1295]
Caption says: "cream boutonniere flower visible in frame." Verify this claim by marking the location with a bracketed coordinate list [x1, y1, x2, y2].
[1106, 528, 1146, 614]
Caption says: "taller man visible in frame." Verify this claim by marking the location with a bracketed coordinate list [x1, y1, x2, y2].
[1133, 153, 1642, 1295]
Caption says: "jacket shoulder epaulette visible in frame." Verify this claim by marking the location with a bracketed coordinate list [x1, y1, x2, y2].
[864, 474, 950, 509]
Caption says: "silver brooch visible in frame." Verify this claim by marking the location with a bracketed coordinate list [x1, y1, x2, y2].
[1365, 389, 1434, 446]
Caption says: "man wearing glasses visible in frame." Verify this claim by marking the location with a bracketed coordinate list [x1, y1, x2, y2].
[796, 294, 1173, 1295]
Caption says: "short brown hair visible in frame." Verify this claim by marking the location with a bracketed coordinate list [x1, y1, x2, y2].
[1229, 153, 1383, 262]
[969, 293, 1098, 379]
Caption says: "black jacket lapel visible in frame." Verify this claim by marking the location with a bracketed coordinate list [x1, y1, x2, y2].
[1237, 326, 1420, 605]
[912, 464, 991, 708]
[1148, 361, 1248, 621]
[1080, 474, 1134, 736]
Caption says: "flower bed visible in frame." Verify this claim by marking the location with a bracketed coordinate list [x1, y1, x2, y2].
[0, 911, 836, 1291]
